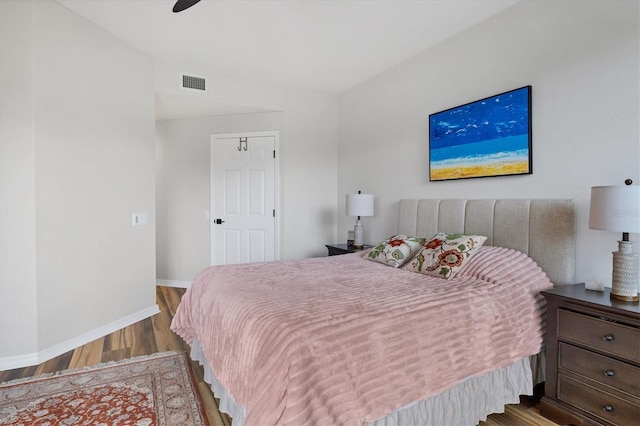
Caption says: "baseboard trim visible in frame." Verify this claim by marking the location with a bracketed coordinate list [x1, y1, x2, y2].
[0, 352, 39, 371]
[0, 304, 160, 371]
[156, 279, 191, 288]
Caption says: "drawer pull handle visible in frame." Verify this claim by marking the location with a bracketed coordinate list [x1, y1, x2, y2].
[603, 334, 614, 342]
[604, 370, 615, 377]
[603, 405, 613, 412]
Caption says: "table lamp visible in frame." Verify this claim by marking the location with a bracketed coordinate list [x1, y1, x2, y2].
[346, 191, 374, 248]
[589, 179, 640, 302]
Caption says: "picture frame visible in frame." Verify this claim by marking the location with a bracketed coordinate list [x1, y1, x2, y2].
[428, 86, 532, 181]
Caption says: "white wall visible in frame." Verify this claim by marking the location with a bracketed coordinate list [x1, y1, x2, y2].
[0, 0, 157, 367]
[0, 0, 39, 362]
[155, 61, 339, 283]
[338, 0, 639, 286]
[156, 112, 284, 282]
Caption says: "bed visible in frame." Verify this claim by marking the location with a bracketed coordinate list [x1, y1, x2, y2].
[171, 198, 576, 425]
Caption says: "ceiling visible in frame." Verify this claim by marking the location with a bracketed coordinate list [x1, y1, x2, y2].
[57, 0, 519, 119]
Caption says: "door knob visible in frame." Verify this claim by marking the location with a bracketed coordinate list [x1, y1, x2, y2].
[215, 218, 225, 224]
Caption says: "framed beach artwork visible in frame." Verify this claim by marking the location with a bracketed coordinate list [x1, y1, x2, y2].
[428, 86, 532, 181]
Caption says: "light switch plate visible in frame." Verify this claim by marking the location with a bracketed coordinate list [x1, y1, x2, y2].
[132, 213, 149, 226]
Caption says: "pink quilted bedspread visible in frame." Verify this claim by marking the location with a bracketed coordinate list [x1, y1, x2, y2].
[171, 246, 552, 425]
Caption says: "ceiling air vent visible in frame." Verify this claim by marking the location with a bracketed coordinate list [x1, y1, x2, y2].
[181, 74, 206, 91]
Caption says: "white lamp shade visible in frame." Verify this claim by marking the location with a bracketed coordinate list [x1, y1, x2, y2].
[346, 193, 374, 217]
[589, 185, 640, 233]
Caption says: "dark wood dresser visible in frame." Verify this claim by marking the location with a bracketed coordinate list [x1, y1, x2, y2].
[540, 284, 640, 426]
[325, 243, 372, 256]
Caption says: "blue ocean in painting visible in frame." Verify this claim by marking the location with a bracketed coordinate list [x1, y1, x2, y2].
[430, 134, 529, 168]
[429, 87, 530, 152]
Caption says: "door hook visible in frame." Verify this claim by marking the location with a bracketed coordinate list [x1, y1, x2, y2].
[238, 137, 248, 151]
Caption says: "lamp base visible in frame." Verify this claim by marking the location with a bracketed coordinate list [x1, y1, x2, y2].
[610, 292, 639, 302]
[610, 240, 639, 303]
[353, 220, 364, 248]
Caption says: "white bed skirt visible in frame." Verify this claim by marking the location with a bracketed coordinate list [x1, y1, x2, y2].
[190, 339, 534, 426]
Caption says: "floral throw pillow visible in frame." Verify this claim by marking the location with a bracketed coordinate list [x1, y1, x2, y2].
[406, 233, 487, 279]
[367, 235, 427, 268]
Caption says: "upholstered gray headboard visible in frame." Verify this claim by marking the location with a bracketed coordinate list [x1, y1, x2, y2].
[397, 199, 576, 286]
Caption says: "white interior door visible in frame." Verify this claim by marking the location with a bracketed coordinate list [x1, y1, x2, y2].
[211, 132, 278, 265]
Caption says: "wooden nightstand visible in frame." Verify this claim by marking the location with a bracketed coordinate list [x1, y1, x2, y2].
[540, 284, 640, 426]
[325, 243, 372, 256]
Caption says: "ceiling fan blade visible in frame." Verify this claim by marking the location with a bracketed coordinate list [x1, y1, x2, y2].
[173, 0, 201, 13]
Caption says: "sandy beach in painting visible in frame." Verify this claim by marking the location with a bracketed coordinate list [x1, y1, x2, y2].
[431, 158, 530, 180]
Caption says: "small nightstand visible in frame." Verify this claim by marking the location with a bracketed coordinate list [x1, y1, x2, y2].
[540, 284, 640, 426]
[325, 243, 372, 256]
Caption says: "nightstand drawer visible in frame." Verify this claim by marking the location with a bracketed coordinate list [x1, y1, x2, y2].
[559, 342, 640, 398]
[558, 374, 640, 426]
[558, 309, 640, 362]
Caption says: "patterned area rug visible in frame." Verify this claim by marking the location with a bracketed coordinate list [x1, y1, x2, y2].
[0, 351, 208, 425]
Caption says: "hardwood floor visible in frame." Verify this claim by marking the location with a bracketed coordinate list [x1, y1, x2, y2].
[1, 286, 559, 426]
